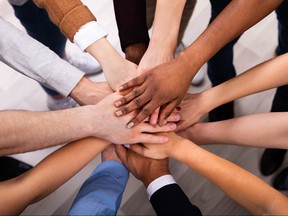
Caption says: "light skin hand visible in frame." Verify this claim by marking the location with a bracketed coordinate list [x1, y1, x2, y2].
[70, 76, 113, 105]
[92, 92, 177, 144]
[129, 132, 184, 160]
[115, 145, 170, 187]
[114, 56, 193, 128]
[176, 92, 211, 131]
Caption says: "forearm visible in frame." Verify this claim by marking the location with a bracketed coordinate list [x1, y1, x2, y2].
[172, 140, 288, 215]
[178, 0, 283, 75]
[0, 137, 109, 215]
[184, 113, 288, 149]
[199, 53, 288, 112]
[0, 107, 97, 156]
[0, 17, 84, 97]
[151, 0, 186, 53]
[85, 38, 137, 90]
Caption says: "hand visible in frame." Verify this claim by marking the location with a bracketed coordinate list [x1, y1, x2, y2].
[115, 145, 170, 187]
[137, 43, 175, 125]
[92, 92, 178, 144]
[128, 132, 184, 160]
[176, 93, 208, 131]
[70, 77, 113, 105]
[114, 57, 193, 128]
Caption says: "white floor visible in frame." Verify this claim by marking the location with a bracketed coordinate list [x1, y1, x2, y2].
[0, 0, 287, 215]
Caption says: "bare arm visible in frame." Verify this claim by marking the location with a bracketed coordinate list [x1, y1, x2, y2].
[0, 137, 109, 215]
[177, 53, 288, 130]
[130, 133, 288, 215]
[137, 0, 187, 73]
[0, 106, 98, 156]
[180, 112, 288, 149]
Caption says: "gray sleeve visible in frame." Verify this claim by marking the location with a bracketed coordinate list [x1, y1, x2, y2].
[0, 17, 85, 97]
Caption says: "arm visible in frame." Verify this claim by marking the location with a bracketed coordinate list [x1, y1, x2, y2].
[0, 93, 177, 156]
[114, 0, 283, 127]
[0, 17, 114, 104]
[179, 112, 288, 149]
[130, 133, 288, 215]
[33, 0, 138, 90]
[0, 16, 84, 97]
[177, 53, 288, 130]
[0, 137, 109, 215]
[0, 106, 99, 156]
[137, 0, 187, 73]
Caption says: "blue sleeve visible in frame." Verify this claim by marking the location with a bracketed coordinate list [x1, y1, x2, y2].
[68, 160, 129, 216]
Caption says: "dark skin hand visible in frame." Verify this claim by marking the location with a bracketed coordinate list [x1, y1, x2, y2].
[114, 55, 193, 128]
[115, 145, 170, 187]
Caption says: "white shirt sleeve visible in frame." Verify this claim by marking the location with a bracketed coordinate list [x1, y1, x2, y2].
[0, 17, 84, 97]
[73, 21, 108, 52]
[146, 175, 176, 200]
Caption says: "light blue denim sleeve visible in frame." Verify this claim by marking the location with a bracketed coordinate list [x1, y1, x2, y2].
[68, 160, 129, 216]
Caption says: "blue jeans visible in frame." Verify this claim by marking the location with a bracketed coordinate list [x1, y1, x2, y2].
[11, 0, 67, 96]
[208, 0, 288, 112]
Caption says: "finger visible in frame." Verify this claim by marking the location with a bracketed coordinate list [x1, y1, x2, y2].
[129, 144, 147, 157]
[126, 102, 160, 128]
[159, 101, 179, 126]
[114, 86, 146, 108]
[141, 122, 176, 133]
[119, 74, 146, 91]
[149, 107, 160, 125]
[115, 145, 128, 164]
[166, 112, 181, 122]
[137, 133, 169, 144]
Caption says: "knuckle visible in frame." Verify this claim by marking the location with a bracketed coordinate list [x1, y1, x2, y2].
[132, 77, 138, 85]
[142, 108, 151, 117]
[120, 107, 128, 115]
[133, 89, 141, 97]
[122, 83, 128, 89]
[120, 97, 127, 105]
[133, 98, 143, 107]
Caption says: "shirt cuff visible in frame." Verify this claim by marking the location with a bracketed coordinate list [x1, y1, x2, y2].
[73, 21, 108, 52]
[147, 175, 176, 200]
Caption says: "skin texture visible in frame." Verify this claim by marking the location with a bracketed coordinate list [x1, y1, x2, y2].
[178, 112, 288, 149]
[129, 133, 288, 215]
[114, 0, 283, 128]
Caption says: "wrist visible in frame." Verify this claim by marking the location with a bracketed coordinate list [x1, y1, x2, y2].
[142, 167, 170, 188]
[70, 77, 102, 105]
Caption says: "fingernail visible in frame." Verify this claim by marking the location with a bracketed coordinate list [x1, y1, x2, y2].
[174, 114, 181, 121]
[151, 119, 157, 125]
[124, 144, 130, 148]
[119, 86, 124, 91]
[115, 110, 122, 116]
[127, 121, 134, 129]
[115, 101, 122, 107]
[170, 123, 177, 130]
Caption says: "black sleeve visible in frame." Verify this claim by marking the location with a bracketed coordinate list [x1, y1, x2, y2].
[112, 0, 150, 52]
[150, 184, 202, 216]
